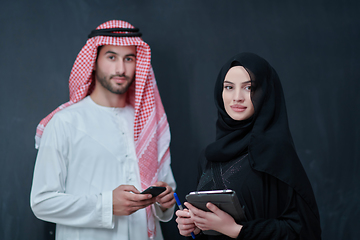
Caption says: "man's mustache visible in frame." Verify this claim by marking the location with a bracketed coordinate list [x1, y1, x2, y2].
[110, 74, 130, 80]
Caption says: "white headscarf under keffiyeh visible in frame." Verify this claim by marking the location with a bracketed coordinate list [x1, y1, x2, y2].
[35, 20, 171, 239]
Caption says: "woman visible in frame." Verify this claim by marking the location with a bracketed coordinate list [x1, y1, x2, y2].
[176, 52, 321, 239]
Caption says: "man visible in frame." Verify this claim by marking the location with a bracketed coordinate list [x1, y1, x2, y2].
[30, 20, 176, 240]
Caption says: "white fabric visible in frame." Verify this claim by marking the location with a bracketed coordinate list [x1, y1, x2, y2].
[30, 96, 176, 240]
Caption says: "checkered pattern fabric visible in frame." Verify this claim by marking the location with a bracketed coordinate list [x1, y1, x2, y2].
[34, 20, 170, 239]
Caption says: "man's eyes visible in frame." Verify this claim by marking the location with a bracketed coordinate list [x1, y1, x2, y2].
[106, 55, 135, 61]
[125, 57, 135, 62]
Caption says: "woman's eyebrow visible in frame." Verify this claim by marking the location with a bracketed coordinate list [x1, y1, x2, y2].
[223, 80, 234, 84]
[242, 80, 252, 84]
[223, 80, 251, 84]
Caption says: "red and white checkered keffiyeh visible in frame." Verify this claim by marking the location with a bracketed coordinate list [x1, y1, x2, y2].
[34, 20, 171, 239]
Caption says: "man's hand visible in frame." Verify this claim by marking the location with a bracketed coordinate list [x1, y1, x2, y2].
[112, 185, 156, 216]
[153, 181, 176, 211]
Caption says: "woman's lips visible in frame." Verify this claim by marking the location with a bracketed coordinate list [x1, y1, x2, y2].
[230, 105, 246, 112]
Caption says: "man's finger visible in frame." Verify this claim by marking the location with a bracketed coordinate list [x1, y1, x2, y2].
[126, 192, 153, 202]
[156, 191, 174, 203]
[120, 185, 141, 194]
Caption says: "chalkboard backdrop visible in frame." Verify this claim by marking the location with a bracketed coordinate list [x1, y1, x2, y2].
[0, 1, 359, 239]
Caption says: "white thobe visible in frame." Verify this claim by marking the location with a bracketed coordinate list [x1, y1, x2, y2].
[30, 96, 176, 240]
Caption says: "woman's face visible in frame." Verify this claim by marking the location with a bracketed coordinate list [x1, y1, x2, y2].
[222, 66, 254, 121]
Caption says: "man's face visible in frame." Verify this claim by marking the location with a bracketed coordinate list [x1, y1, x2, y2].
[94, 45, 136, 95]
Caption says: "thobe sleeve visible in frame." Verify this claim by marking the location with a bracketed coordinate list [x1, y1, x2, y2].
[152, 158, 176, 222]
[30, 115, 114, 229]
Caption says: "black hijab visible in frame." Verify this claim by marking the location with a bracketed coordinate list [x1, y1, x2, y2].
[205, 52, 320, 222]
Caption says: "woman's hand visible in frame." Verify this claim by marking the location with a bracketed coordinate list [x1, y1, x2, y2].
[185, 202, 242, 238]
[175, 208, 201, 237]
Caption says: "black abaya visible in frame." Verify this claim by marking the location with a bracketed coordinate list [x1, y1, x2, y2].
[194, 53, 321, 239]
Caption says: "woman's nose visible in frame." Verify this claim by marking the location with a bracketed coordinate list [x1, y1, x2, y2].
[233, 90, 244, 102]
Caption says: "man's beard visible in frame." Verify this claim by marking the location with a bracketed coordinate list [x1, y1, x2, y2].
[96, 73, 135, 95]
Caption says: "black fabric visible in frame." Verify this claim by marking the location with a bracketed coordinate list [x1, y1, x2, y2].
[196, 154, 320, 240]
[87, 27, 142, 38]
[197, 52, 321, 239]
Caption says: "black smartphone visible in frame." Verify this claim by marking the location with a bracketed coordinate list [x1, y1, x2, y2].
[141, 186, 166, 197]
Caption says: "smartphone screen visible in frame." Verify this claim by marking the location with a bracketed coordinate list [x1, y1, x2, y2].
[141, 186, 166, 197]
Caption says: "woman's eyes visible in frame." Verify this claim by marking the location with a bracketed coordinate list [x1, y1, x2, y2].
[224, 85, 251, 90]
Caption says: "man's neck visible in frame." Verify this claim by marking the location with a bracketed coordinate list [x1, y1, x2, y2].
[90, 87, 127, 108]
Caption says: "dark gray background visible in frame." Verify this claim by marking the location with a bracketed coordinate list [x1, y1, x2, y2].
[1, 1, 359, 239]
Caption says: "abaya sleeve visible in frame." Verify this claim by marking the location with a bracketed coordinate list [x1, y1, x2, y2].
[237, 185, 301, 239]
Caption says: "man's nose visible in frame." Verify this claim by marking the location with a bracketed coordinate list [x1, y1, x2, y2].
[115, 60, 125, 75]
